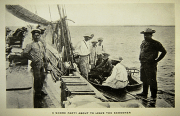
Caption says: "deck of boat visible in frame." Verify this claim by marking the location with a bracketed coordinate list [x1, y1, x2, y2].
[6, 46, 173, 108]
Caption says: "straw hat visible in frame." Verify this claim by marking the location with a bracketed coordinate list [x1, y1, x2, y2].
[97, 37, 103, 41]
[140, 28, 156, 34]
[6, 28, 11, 32]
[111, 56, 123, 62]
[91, 40, 98, 43]
[102, 52, 110, 56]
[84, 33, 92, 37]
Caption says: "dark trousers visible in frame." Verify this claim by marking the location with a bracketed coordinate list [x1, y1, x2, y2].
[96, 54, 103, 66]
[32, 65, 45, 95]
[140, 63, 157, 98]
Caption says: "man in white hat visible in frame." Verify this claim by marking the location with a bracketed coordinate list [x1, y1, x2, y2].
[96, 37, 105, 66]
[89, 40, 98, 69]
[102, 56, 128, 89]
[74, 33, 94, 80]
[137, 28, 167, 102]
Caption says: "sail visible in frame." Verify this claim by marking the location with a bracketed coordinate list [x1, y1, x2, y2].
[6, 5, 50, 26]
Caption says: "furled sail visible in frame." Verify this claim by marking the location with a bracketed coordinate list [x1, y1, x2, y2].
[6, 5, 50, 26]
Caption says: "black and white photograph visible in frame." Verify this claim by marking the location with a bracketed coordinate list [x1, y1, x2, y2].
[1, 0, 179, 115]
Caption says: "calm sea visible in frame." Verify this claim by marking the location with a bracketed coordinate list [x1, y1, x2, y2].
[7, 25, 175, 93]
[69, 26, 175, 92]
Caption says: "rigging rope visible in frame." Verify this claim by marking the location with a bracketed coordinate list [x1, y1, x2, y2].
[48, 5, 52, 22]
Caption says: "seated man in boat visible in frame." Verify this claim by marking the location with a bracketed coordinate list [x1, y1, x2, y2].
[102, 56, 129, 89]
[89, 52, 113, 83]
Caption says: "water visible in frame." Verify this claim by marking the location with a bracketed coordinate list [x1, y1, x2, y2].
[69, 26, 175, 93]
[7, 25, 175, 93]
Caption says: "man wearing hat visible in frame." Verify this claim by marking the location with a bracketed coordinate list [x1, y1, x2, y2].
[6, 27, 12, 46]
[22, 29, 47, 107]
[74, 33, 94, 80]
[96, 37, 105, 66]
[102, 56, 128, 89]
[89, 40, 98, 69]
[137, 28, 167, 101]
[89, 52, 113, 83]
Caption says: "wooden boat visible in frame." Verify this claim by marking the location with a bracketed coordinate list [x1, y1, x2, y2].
[88, 69, 143, 93]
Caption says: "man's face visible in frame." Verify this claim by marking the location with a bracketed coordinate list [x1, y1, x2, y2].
[144, 33, 152, 41]
[102, 54, 108, 60]
[92, 42, 97, 47]
[32, 33, 41, 42]
[98, 40, 103, 44]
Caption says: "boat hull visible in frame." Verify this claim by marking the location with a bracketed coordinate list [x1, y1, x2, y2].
[88, 74, 142, 93]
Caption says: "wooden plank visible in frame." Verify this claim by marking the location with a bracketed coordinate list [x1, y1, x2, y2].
[70, 92, 95, 95]
[156, 99, 172, 108]
[65, 83, 87, 86]
[61, 76, 80, 78]
[66, 85, 94, 92]
[45, 74, 62, 108]
[73, 72, 108, 101]
[62, 78, 83, 83]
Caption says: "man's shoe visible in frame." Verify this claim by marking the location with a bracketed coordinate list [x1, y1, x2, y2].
[136, 93, 147, 97]
[147, 97, 157, 102]
[41, 91, 47, 96]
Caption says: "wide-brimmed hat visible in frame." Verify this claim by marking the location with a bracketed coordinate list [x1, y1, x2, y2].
[40, 28, 46, 34]
[6, 28, 11, 32]
[111, 56, 123, 62]
[97, 37, 103, 41]
[140, 28, 156, 34]
[91, 40, 98, 43]
[31, 29, 41, 34]
[84, 33, 92, 37]
[102, 52, 110, 56]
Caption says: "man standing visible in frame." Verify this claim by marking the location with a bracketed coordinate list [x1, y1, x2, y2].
[96, 37, 105, 66]
[22, 29, 47, 107]
[75, 34, 93, 80]
[137, 28, 167, 101]
[89, 40, 98, 69]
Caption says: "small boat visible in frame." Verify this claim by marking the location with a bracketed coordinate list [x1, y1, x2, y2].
[88, 69, 143, 93]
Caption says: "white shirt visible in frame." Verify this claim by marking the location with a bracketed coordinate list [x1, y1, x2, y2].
[102, 63, 128, 89]
[89, 45, 97, 65]
[75, 40, 90, 56]
[96, 44, 104, 54]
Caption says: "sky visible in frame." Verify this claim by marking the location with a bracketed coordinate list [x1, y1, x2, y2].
[5, 3, 175, 26]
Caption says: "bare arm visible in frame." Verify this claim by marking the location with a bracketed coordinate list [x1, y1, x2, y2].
[155, 50, 167, 63]
[22, 44, 32, 60]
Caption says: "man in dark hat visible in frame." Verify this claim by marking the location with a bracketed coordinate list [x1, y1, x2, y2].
[22, 29, 47, 107]
[137, 28, 167, 102]
[89, 52, 113, 84]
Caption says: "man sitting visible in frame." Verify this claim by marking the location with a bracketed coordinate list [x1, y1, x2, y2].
[102, 56, 129, 89]
[89, 52, 113, 84]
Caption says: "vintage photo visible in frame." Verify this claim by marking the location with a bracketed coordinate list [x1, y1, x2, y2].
[5, 3, 175, 110]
